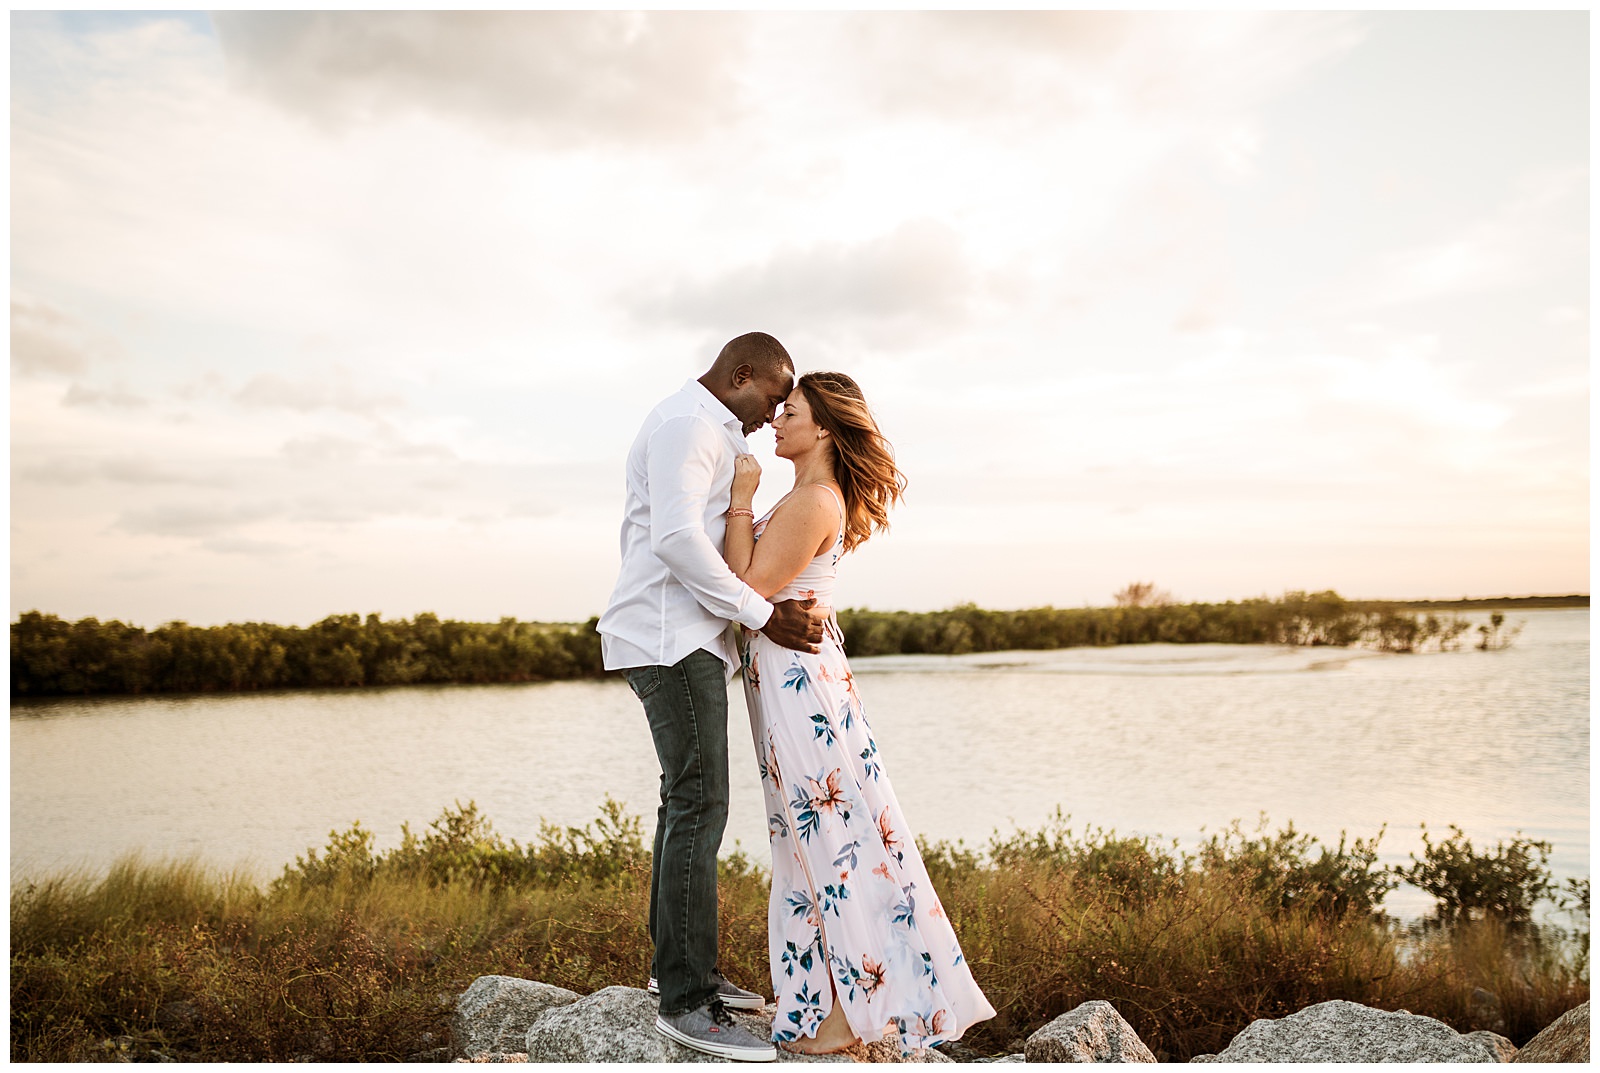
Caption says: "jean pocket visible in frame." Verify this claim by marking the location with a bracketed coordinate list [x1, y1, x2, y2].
[624, 666, 661, 700]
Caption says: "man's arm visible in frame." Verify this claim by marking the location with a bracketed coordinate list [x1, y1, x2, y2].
[645, 415, 775, 631]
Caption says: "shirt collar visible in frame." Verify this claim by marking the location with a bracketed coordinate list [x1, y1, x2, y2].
[684, 377, 742, 430]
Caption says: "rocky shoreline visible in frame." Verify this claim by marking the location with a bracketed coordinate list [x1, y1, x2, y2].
[438, 975, 1589, 1063]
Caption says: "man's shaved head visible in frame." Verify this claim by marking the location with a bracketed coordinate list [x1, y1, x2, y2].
[710, 332, 793, 380]
[700, 332, 796, 436]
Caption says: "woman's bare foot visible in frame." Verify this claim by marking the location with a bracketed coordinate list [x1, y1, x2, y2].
[779, 1002, 862, 1055]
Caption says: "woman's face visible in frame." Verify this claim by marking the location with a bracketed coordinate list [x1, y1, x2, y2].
[771, 388, 820, 460]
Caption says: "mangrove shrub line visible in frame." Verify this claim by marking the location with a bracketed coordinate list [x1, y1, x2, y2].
[10, 591, 1526, 698]
[10, 611, 604, 697]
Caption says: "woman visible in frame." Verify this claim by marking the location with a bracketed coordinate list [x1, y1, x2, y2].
[721, 371, 995, 1057]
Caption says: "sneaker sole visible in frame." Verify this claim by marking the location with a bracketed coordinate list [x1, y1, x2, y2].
[654, 1016, 777, 1062]
[646, 980, 766, 1011]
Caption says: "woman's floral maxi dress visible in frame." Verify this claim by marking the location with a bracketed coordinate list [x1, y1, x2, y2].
[739, 488, 996, 1054]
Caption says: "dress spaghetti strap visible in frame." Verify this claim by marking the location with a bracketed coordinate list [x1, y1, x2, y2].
[820, 483, 845, 547]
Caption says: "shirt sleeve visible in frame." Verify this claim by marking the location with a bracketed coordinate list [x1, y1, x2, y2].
[646, 415, 775, 631]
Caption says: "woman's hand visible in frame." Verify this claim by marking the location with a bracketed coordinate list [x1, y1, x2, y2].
[731, 453, 761, 507]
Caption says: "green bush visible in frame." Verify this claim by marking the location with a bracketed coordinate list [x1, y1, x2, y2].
[273, 797, 647, 896]
[976, 808, 1186, 907]
[1394, 824, 1554, 922]
[1196, 816, 1395, 919]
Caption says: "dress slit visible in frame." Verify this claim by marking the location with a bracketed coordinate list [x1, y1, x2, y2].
[741, 498, 994, 1055]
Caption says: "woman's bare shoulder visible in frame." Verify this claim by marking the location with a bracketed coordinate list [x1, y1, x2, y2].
[765, 484, 838, 531]
[779, 484, 841, 517]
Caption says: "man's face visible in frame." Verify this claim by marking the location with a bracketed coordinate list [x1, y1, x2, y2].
[732, 367, 795, 436]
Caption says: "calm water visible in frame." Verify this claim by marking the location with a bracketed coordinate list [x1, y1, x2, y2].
[12, 609, 1589, 922]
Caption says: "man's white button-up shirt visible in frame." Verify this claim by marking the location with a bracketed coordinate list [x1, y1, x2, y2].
[597, 378, 775, 678]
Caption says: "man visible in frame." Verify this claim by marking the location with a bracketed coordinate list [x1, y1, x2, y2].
[598, 331, 825, 1062]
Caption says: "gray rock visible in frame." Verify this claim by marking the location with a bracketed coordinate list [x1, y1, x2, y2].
[1467, 1031, 1517, 1062]
[406, 1046, 452, 1062]
[858, 1037, 953, 1062]
[525, 987, 790, 1063]
[1024, 1001, 1156, 1063]
[453, 976, 581, 1059]
[452, 1052, 529, 1063]
[1513, 1001, 1589, 1063]
[935, 1041, 990, 1062]
[937, 1040, 1016, 1063]
[1202, 1000, 1501, 1062]
[523, 986, 952, 1063]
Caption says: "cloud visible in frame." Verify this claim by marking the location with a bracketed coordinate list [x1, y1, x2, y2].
[202, 536, 295, 556]
[117, 501, 283, 538]
[507, 500, 558, 519]
[102, 459, 230, 487]
[386, 440, 458, 463]
[627, 220, 975, 345]
[63, 382, 150, 409]
[11, 298, 94, 376]
[279, 433, 457, 466]
[16, 456, 228, 488]
[234, 372, 403, 417]
[828, 12, 1133, 122]
[83, 444, 617, 555]
[14, 459, 100, 486]
[211, 11, 749, 143]
[832, 12, 1361, 125]
[280, 435, 369, 466]
[1333, 168, 1587, 312]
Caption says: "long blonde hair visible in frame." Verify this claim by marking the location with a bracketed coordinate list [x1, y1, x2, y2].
[798, 371, 906, 552]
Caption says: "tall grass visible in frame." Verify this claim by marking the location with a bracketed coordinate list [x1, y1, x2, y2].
[919, 814, 1588, 1057]
[11, 804, 1588, 1062]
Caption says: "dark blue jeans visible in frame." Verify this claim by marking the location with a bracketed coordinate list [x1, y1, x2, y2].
[624, 648, 729, 1016]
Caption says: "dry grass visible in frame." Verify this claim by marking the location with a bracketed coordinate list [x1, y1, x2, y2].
[926, 854, 1586, 1058]
[11, 806, 1589, 1062]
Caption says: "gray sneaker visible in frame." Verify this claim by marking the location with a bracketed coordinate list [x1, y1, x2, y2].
[647, 973, 766, 1010]
[656, 999, 777, 1061]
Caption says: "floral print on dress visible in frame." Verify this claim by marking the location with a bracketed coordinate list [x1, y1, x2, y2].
[742, 643, 760, 691]
[878, 807, 905, 865]
[739, 492, 995, 1057]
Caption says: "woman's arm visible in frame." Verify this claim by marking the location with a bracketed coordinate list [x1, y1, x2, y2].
[722, 454, 761, 577]
[733, 486, 840, 600]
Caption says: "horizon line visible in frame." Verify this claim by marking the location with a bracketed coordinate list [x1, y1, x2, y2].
[9, 592, 1589, 631]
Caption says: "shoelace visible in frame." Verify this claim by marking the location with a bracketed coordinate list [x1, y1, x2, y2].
[707, 999, 737, 1029]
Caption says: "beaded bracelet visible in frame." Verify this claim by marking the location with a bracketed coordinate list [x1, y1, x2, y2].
[726, 508, 754, 520]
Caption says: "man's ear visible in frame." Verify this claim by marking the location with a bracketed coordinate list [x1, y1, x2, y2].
[730, 363, 755, 388]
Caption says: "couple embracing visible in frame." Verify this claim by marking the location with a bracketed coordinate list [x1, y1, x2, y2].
[597, 332, 995, 1060]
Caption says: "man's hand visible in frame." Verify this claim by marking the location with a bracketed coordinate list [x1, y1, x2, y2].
[761, 596, 827, 654]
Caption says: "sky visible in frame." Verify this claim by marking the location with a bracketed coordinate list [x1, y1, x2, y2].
[9, 11, 1590, 628]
